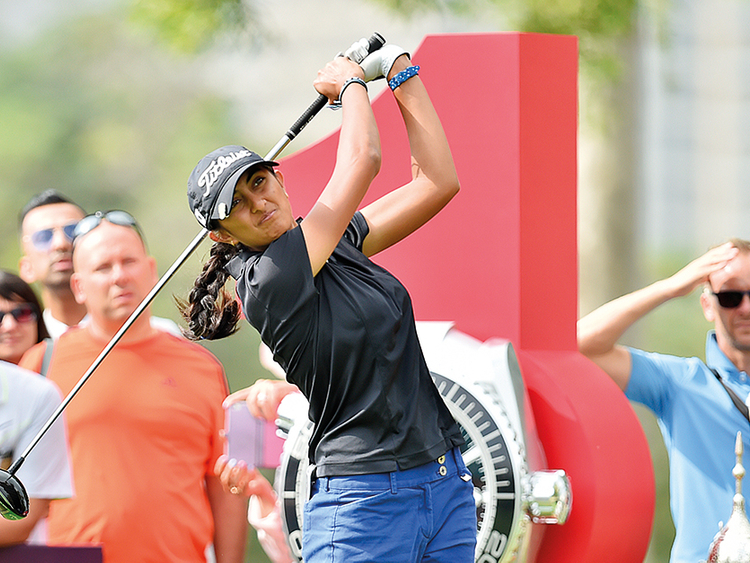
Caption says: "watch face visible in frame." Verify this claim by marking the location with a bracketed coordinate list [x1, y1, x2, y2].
[276, 418, 313, 561]
[432, 372, 529, 562]
[276, 372, 529, 563]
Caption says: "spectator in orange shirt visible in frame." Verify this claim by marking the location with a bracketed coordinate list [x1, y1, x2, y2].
[20, 210, 247, 563]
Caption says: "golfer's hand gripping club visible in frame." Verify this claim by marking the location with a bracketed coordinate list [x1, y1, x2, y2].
[343, 36, 383, 64]
[359, 44, 410, 83]
[265, 32, 386, 161]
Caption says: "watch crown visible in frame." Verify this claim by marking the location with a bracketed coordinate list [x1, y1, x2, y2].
[523, 469, 572, 525]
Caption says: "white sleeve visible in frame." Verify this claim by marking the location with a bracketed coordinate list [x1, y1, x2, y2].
[15, 380, 73, 500]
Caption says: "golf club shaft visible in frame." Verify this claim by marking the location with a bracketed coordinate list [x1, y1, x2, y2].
[8, 32, 386, 477]
[266, 31, 385, 158]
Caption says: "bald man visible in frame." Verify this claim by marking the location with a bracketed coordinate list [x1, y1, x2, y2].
[20, 211, 247, 563]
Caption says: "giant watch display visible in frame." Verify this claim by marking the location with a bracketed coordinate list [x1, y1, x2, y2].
[274, 322, 571, 562]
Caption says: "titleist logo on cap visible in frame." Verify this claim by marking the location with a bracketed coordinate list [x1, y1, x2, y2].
[199, 149, 253, 197]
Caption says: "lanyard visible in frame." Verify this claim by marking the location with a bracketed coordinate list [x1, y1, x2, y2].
[711, 368, 750, 423]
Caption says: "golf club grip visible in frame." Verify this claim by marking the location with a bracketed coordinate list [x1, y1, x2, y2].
[286, 95, 328, 141]
[285, 32, 386, 141]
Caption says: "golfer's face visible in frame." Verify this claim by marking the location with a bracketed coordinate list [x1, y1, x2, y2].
[218, 168, 295, 250]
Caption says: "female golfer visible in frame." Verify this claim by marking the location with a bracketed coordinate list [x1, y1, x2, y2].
[182, 45, 476, 563]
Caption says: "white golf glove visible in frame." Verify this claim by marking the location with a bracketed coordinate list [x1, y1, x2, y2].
[344, 37, 373, 64]
[359, 44, 410, 82]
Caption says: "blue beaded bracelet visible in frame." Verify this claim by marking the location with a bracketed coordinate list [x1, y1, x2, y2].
[388, 65, 420, 91]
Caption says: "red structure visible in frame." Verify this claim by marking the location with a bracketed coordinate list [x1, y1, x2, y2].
[280, 32, 654, 563]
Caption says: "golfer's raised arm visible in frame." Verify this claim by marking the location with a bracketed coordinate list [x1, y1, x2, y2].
[360, 51, 460, 257]
[301, 56, 380, 276]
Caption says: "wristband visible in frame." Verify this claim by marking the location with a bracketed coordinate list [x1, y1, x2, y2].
[388, 65, 420, 91]
[329, 77, 368, 109]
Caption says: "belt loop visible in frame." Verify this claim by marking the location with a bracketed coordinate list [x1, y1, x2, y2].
[390, 471, 397, 494]
[323, 477, 330, 492]
[308, 465, 318, 498]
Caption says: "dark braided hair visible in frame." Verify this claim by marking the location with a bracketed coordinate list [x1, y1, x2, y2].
[177, 241, 243, 341]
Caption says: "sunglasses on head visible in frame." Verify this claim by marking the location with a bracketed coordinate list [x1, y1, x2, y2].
[712, 291, 750, 309]
[0, 304, 36, 325]
[26, 222, 78, 252]
[72, 210, 142, 246]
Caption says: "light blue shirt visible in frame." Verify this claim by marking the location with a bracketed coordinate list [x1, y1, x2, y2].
[627, 331, 750, 563]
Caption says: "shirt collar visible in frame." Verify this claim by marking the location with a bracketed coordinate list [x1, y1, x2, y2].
[226, 249, 257, 280]
[225, 218, 302, 280]
[706, 330, 744, 380]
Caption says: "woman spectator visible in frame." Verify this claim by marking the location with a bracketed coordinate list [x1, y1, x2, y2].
[0, 270, 49, 365]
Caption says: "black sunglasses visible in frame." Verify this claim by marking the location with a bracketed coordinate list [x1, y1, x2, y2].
[0, 304, 36, 325]
[72, 210, 143, 247]
[26, 222, 78, 252]
[712, 291, 750, 309]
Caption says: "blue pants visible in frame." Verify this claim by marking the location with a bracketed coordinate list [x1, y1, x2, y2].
[302, 447, 477, 563]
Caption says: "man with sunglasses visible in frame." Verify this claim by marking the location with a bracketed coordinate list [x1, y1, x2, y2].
[19, 191, 181, 339]
[578, 238, 750, 563]
[18, 190, 87, 339]
[19, 211, 248, 563]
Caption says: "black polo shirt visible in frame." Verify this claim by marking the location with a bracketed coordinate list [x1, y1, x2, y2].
[226, 212, 463, 476]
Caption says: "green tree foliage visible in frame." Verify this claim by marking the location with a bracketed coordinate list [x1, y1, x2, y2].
[0, 12, 236, 241]
[122, 0, 665, 84]
[129, 0, 261, 53]
[0, 9, 267, 385]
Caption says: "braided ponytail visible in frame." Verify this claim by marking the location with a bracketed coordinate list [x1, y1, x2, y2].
[178, 241, 243, 341]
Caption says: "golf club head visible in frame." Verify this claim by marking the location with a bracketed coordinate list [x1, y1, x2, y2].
[0, 469, 29, 520]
